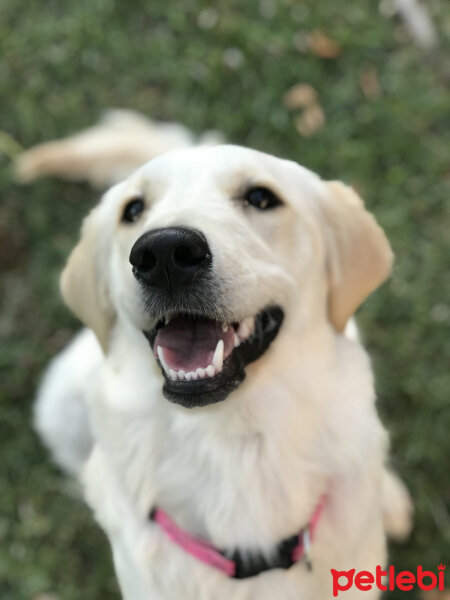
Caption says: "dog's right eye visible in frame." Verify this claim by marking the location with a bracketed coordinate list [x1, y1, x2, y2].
[122, 198, 145, 223]
[243, 186, 283, 211]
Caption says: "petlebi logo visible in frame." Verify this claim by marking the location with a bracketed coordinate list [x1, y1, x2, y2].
[331, 564, 446, 597]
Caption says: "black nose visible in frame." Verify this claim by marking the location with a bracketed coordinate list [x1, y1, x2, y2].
[129, 227, 212, 292]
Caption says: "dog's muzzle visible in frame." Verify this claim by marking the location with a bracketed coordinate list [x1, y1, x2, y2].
[130, 227, 284, 408]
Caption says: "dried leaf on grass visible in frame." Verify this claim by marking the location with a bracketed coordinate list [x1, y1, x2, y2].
[360, 66, 382, 99]
[283, 81, 325, 137]
[308, 29, 341, 59]
[294, 104, 325, 137]
[283, 83, 317, 109]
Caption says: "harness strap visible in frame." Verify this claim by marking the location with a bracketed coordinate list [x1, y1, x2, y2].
[149, 495, 325, 579]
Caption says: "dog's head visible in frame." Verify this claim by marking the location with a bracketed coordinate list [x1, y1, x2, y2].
[61, 146, 393, 408]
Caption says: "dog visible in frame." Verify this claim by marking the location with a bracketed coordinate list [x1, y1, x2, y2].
[27, 116, 412, 599]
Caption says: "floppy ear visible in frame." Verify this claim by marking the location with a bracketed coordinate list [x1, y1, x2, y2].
[60, 207, 114, 352]
[322, 181, 394, 332]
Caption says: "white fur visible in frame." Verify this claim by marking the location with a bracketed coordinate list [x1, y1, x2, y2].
[34, 141, 412, 599]
[34, 329, 99, 476]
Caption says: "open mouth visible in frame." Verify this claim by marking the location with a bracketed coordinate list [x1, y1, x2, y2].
[143, 306, 284, 408]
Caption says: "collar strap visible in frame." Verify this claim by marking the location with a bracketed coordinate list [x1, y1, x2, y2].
[149, 496, 325, 579]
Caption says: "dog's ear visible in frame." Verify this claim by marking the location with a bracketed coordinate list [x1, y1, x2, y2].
[322, 181, 394, 332]
[60, 206, 114, 352]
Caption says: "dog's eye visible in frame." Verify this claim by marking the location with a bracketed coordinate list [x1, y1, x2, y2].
[243, 187, 283, 211]
[122, 198, 145, 223]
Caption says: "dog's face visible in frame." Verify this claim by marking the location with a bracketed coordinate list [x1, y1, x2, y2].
[61, 145, 393, 408]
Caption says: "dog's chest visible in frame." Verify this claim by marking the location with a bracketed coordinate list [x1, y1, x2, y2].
[84, 349, 385, 600]
[99, 393, 328, 552]
[85, 416, 327, 600]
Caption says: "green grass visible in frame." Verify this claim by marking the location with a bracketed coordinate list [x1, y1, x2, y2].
[1, 1, 449, 598]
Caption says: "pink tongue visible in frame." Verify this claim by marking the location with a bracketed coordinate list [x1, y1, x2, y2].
[154, 317, 235, 372]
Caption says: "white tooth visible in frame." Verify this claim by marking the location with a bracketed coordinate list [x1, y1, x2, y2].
[245, 316, 255, 334]
[196, 368, 206, 378]
[157, 346, 171, 377]
[206, 364, 215, 377]
[185, 372, 192, 381]
[234, 333, 240, 347]
[212, 339, 224, 372]
[191, 371, 198, 380]
[178, 370, 185, 380]
[169, 369, 178, 381]
[164, 315, 169, 325]
[222, 323, 229, 332]
[238, 321, 250, 340]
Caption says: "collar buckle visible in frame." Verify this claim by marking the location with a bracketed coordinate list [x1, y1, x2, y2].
[302, 526, 312, 571]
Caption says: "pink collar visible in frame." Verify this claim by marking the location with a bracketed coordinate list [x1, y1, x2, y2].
[150, 496, 326, 579]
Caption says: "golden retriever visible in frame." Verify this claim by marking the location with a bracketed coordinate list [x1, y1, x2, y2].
[27, 114, 412, 599]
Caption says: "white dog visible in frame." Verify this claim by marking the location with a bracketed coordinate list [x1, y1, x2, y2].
[29, 116, 411, 599]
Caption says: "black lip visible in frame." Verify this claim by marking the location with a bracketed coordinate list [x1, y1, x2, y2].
[143, 306, 284, 409]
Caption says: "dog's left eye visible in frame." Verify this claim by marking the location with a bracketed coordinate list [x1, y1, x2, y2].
[243, 187, 283, 211]
[122, 198, 145, 223]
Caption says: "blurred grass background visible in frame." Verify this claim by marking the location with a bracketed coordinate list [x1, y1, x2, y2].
[0, 0, 449, 598]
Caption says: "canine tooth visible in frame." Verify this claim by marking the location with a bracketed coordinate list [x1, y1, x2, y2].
[157, 346, 171, 377]
[196, 368, 206, 378]
[169, 369, 178, 381]
[212, 339, 224, 372]
[178, 370, 186, 380]
[234, 333, 240, 347]
[221, 323, 229, 332]
[206, 364, 215, 377]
